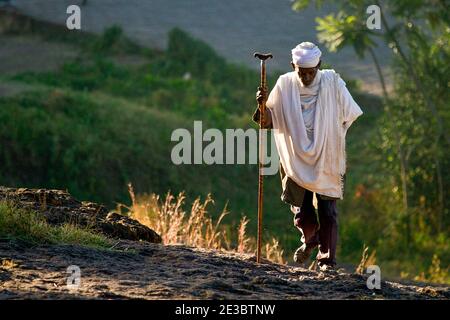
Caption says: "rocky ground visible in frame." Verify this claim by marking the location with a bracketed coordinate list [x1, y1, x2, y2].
[1, 239, 449, 300]
[0, 187, 449, 300]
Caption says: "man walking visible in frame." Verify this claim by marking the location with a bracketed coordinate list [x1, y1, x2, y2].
[253, 42, 363, 271]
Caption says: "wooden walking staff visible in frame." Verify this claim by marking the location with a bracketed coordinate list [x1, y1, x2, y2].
[254, 52, 273, 263]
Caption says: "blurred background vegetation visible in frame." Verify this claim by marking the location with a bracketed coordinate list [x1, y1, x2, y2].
[0, 0, 448, 284]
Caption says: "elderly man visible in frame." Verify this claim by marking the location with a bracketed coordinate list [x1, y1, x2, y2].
[253, 42, 363, 271]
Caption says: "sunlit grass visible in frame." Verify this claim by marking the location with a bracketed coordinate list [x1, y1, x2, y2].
[117, 184, 285, 264]
[0, 200, 112, 249]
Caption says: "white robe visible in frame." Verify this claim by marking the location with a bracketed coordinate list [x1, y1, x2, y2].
[266, 69, 363, 199]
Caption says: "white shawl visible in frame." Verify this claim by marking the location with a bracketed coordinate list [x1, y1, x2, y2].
[266, 69, 363, 199]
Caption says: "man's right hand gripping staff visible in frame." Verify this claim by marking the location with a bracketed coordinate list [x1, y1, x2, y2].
[253, 86, 273, 129]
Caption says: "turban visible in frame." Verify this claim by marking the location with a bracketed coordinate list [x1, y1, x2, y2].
[291, 42, 322, 68]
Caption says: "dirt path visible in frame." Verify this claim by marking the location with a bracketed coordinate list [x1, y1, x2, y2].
[12, 0, 392, 95]
[1, 239, 448, 300]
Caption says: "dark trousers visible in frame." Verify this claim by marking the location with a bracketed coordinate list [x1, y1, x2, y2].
[292, 190, 338, 266]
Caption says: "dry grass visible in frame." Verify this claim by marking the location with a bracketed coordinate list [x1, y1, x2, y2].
[413, 254, 449, 284]
[117, 184, 285, 264]
[237, 216, 251, 254]
[355, 244, 377, 274]
[1, 258, 19, 269]
[265, 237, 285, 264]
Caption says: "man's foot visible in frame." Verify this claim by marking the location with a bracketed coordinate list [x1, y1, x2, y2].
[293, 244, 316, 264]
[318, 263, 337, 272]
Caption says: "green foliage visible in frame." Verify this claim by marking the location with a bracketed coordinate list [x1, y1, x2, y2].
[92, 25, 123, 53]
[291, 0, 325, 11]
[0, 200, 111, 248]
[0, 89, 189, 204]
[166, 28, 226, 78]
[316, 12, 377, 58]
[88, 25, 146, 55]
[292, 0, 311, 11]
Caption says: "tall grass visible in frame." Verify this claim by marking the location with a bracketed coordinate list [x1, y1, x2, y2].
[355, 244, 377, 274]
[117, 184, 285, 264]
[412, 254, 449, 284]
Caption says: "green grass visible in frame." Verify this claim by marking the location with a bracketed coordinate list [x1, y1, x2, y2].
[0, 200, 112, 248]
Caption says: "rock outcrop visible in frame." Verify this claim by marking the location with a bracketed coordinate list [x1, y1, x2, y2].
[0, 186, 162, 243]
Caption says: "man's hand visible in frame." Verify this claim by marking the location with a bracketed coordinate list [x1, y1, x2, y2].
[252, 86, 272, 129]
[256, 86, 268, 104]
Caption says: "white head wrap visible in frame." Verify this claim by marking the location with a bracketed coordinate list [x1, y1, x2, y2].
[291, 42, 322, 68]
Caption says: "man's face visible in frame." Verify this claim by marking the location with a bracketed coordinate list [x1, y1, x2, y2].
[292, 61, 321, 86]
